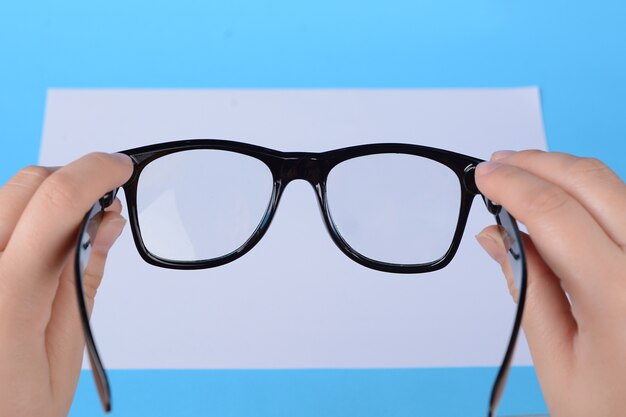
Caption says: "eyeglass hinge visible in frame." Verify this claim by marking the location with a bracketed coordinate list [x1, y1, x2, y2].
[463, 164, 480, 195]
[464, 164, 502, 215]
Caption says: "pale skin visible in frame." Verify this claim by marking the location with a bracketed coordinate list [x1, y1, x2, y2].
[0, 150, 624, 417]
[475, 150, 626, 417]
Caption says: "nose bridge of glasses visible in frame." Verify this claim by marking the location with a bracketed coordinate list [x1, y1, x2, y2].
[280, 154, 325, 186]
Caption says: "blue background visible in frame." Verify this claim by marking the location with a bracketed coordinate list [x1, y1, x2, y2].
[1, 0, 625, 415]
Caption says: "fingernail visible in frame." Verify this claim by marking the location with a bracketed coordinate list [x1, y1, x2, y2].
[110, 152, 133, 166]
[93, 216, 126, 252]
[491, 150, 516, 161]
[476, 161, 501, 176]
[475, 230, 506, 265]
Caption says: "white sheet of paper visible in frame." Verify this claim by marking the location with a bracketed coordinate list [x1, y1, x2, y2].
[40, 88, 546, 369]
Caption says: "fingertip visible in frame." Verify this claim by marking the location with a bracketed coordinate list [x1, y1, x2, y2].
[110, 152, 133, 167]
[106, 197, 123, 214]
[475, 226, 507, 264]
[110, 153, 134, 180]
[476, 160, 502, 176]
[476, 226, 520, 302]
[92, 212, 126, 253]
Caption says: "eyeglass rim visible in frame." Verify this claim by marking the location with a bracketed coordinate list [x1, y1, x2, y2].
[119, 139, 483, 273]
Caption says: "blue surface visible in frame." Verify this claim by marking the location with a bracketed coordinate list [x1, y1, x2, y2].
[0, 1, 625, 184]
[70, 367, 545, 417]
[2, 0, 625, 415]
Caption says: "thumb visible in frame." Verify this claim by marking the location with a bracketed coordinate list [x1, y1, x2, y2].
[475, 225, 519, 302]
[82, 210, 126, 307]
[475, 226, 576, 399]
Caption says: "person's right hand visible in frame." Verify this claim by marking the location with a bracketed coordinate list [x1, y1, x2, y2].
[0, 152, 132, 417]
[475, 150, 626, 417]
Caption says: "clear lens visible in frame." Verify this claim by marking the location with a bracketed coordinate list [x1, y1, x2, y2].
[326, 153, 461, 265]
[136, 150, 274, 262]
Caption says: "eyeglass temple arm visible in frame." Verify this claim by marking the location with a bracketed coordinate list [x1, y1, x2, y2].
[74, 188, 120, 413]
[486, 207, 526, 417]
[465, 164, 527, 417]
[480, 197, 527, 417]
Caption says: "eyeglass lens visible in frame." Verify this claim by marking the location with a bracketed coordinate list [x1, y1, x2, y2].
[327, 153, 461, 265]
[136, 149, 274, 262]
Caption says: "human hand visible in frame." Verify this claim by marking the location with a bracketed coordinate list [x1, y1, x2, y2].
[474, 150, 626, 417]
[0, 153, 132, 417]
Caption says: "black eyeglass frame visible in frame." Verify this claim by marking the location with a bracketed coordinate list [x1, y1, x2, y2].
[74, 139, 527, 417]
[122, 139, 485, 273]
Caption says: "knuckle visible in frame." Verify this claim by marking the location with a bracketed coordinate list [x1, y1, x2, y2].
[10, 166, 51, 189]
[39, 170, 82, 211]
[81, 281, 99, 304]
[517, 149, 544, 159]
[568, 157, 610, 178]
[527, 186, 570, 217]
[18, 165, 51, 181]
[507, 149, 544, 165]
[81, 270, 104, 303]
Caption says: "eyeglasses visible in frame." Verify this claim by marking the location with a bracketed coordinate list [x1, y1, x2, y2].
[74, 139, 527, 417]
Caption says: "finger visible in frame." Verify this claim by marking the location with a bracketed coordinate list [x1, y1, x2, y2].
[475, 226, 519, 302]
[476, 226, 576, 401]
[493, 150, 626, 249]
[475, 161, 622, 322]
[106, 197, 123, 215]
[0, 152, 132, 327]
[0, 166, 54, 251]
[45, 209, 126, 406]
